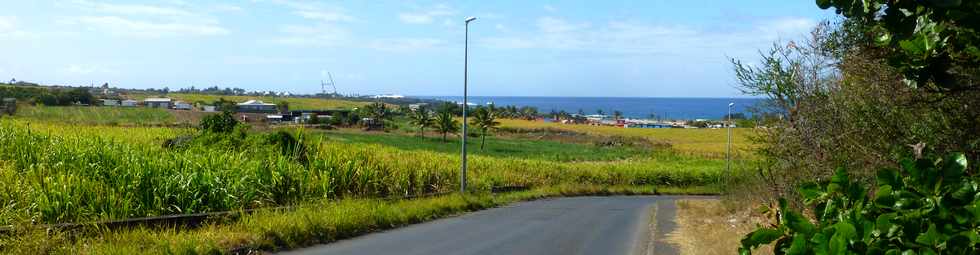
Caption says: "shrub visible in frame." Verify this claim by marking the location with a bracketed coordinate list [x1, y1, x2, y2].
[739, 153, 980, 254]
[199, 111, 238, 133]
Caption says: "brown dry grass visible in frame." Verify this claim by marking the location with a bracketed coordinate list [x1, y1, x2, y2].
[667, 199, 773, 255]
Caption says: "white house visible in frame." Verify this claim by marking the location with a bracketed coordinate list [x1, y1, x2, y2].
[100, 99, 119, 106]
[121, 99, 138, 107]
[202, 105, 217, 112]
[236, 100, 277, 112]
[173, 101, 192, 110]
[144, 98, 172, 108]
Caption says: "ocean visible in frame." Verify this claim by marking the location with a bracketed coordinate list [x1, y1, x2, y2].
[413, 96, 763, 120]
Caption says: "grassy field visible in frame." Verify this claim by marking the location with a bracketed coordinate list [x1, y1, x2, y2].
[317, 129, 654, 162]
[0, 119, 728, 226]
[127, 93, 367, 110]
[14, 106, 177, 126]
[496, 119, 755, 158]
[0, 113, 750, 254]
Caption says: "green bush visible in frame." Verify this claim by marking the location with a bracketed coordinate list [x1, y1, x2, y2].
[740, 153, 980, 254]
[199, 111, 238, 133]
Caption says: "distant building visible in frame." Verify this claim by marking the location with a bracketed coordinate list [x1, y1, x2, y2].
[408, 103, 428, 111]
[121, 99, 138, 107]
[236, 100, 277, 113]
[201, 105, 217, 112]
[100, 99, 120, 106]
[144, 98, 172, 108]
[173, 101, 192, 110]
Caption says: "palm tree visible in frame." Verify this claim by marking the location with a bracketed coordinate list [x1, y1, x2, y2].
[408, 107, 433, 137]
[613, 110, 623, 120]
[470, 106, 500, 150]
[362, 102, 390, 130]
[434, 107, 459, 142]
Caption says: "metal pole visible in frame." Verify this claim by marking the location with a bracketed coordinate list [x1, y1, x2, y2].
[726, 103, 733, 174]
[461, 19, 472, 193]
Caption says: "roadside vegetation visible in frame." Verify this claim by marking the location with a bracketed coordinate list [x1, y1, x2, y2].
[15, 105, 176, 126]
[732, 1, 980, 254]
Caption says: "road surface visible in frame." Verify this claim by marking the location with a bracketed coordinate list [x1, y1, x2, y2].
[281, 196, 698, 255]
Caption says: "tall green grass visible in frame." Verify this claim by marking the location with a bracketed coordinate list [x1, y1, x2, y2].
[0, 119, 725, 225]
[15, 106, 175, 126]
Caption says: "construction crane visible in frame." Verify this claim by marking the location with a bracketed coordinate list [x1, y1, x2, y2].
[321, 72, 338, 97]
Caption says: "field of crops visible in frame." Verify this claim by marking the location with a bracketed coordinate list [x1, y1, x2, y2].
[0, 119, 726, 226]
[496, 119, 754, 157]
[14, 105, 177, 126]
[127, 93, 367, 110]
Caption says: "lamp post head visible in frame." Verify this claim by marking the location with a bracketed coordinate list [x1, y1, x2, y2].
[465, 17, 477, 23]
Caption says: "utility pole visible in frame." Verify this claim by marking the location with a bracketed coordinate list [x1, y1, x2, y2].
[727, 102, 734, 174]
[461, 16, 476, 193]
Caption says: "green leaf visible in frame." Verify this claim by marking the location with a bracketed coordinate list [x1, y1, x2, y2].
[785, 210, 817, 235]
[800, 182, 825, 202]
[876, 168, 902, 188]
[914, 224, 942, 247]
[941, 153, 967, 180]
[829, 168, 850, 194]
[741, 228, 785, 250]
[829, 222, 856, 255]
[875, 185, 896, 207]
[787, 234, 809, 255]
[816, 0, 832, 9]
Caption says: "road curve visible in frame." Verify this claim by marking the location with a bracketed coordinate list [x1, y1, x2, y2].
[280, 196, 692, 255]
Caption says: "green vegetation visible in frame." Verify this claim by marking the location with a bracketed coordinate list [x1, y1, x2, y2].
[317, 130, 658, 162]
[0, 85, 94, 106]
[0, 118, 725, 227]
[740, 154, 979, 254]
[497, 118, 755, 158]
[470, 106, 501, 150]
[15, 105, 175, 126]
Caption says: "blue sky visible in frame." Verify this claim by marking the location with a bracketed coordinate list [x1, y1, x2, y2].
[0, 1, 835, 97]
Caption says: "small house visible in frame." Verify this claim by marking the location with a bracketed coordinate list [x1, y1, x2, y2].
[173, 101, 192, 110]
[121, 99, 138, 107]
[202, 105, 216, 112]
[236, 100, 277, 113]
[144, 98, 172, 108]
[100, 99, 120, 106]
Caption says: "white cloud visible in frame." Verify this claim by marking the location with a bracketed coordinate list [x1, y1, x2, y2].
[398, 4, 455, 25]
[0, 16, 29, 39]
[62, 1, 230, 38]
[480, 16, 817, 55]
[272, 24, 351, 47]
[543, 5, 558, 12]
[62, 64, 118, 75]
[266, 0, 354, 22]
[70, 16, 229, 37]
[367, 38, 445, 52]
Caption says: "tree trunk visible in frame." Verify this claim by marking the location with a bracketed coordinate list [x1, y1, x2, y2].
[442, 131, 447, 142]
[480, 129, 486, 150]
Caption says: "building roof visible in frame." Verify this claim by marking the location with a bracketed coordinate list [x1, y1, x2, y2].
[237, 100, 276, 106]
[121, 99, 138, 103]
[144, 98, 172, 102]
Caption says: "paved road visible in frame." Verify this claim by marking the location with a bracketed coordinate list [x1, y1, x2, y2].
[281, 196, 695, 255]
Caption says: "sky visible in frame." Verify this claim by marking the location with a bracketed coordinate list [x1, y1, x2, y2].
[0, 0, 836, 97]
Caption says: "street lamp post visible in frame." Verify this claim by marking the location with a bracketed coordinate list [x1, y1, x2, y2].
[461, 16, 476, 193]
[726, 102, 734, 174]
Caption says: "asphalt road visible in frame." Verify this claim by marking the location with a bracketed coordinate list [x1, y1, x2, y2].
[280, 196, 694, 255]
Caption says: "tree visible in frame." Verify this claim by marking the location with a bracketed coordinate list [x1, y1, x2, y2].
[361, 102, 390, 130]
[408, 106, 434, 138]
[612, 110, 623, 120]
[596, 109, 604, 115]
[200, 111, 238, 133]
[214, 98, 237, 112]
[817, 0, 980, 91]
[434, 105, 459, 142]
[276, 101, 289, 113]
[470, 106, 499, 150]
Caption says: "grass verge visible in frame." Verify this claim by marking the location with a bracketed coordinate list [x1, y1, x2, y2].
[666, 199, 773, 255]
[1, 185, 717, 254]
